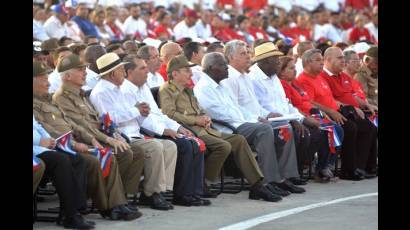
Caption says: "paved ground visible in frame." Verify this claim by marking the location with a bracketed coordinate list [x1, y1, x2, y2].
[33, 177, 378, 230]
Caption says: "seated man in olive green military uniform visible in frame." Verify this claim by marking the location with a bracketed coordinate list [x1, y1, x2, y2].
[159, 54, 285, 202]
[52, 54, 175, 211]
[354, 46, 378, 107]
[33, 61, 142, 221]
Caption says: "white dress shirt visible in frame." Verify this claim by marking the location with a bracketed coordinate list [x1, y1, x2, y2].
[191, 65, 206, 85]
[89, 79, 145, 138]
[194, 72, 257, 131]
[365, 22, 378, 43]
[220, 65, 269, 119]
[48, 68, 100, 94]
[44, 15, 68, 39]
[195, 20, 212, 39]
[33, 20, 50, 41]
[313, 23, 342, 43]
[146, 71, 165, 88]
[123, 16, 147, 38]
[248, 64, 303, 118]
[121, 79, 181, 135]
[173, 20, 199, 41]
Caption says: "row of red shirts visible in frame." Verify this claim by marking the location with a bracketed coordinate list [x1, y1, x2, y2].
[282, 71, 367, 115]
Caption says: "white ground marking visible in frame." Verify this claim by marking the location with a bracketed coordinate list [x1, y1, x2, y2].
[219, 192, 378, 230]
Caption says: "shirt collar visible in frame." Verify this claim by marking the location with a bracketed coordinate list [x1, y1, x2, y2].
[250, 63, 276, 80]
[62, 83, 82, 96]
[323, 67, 338, 77]
[101, 78, 120, 90]
[201, 72, 219, 89]
[228, 65, 244, 79]
[169, 80, 185, 93]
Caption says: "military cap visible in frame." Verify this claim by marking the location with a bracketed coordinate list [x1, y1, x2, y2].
[166, 54, 196, 74]
[57, 54, 86, 73]
[33, 61, 53, 77]
[41, 38, 59, 52]
[366, 46, 378, 59]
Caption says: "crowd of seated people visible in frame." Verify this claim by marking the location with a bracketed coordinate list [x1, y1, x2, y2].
[33, 1, 378, 229]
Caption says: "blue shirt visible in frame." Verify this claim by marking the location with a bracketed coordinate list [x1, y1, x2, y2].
[72, 16, 100, 38]
[33, 116, 54, 156]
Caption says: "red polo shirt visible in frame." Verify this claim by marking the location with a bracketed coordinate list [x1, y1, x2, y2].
[344, 72, 367, 101]
[320, 70, 359, 107]
[295, 71, 339, 111]
[345, 0, 370, 10]
[348, 27, 373, 43]
[280, 79, 313, 115]
[248, 26, 270, 40]
[158, 63, 168, 81]
[281, 27, 312, 41]
[242, 0, 267, 10]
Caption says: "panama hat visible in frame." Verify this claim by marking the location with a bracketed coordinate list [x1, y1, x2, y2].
[252, 42, 284, 62]
[96, 52, 129, 76]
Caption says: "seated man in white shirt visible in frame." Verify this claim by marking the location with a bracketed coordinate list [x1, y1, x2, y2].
[250, 42, 333, 182]
[121, 54, 211, 206]
[173, 8, 199, 41]
[123, 3, 147, 40]
[194, 52, 305, 194]
[90, 52, 177, 211]
[137, 45, 164, 88]
[220, 40, 307, 188]
[183, 41, 206, 85]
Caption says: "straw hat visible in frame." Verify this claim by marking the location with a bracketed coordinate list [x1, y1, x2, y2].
[96, 52, 128, 76]
[252, 42, 284, 62]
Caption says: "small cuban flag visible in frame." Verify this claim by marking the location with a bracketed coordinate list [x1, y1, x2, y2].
[89, 147, 113, 178]
[55, 131, 77, 156]
[311, 111, 342, 154]
[33, 156, 41, 172]
[275, 124, 292, 142]
[101, 112, 117, 136]
[320, 124, 342, 154]
[184, 136, 206, 153]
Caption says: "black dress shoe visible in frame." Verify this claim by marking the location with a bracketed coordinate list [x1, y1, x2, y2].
[339, 171, 364, 181]
[172, 196, 193, 206]
[192, 196, 211, 206]
[126, 202, 140, 212]
[63, 213, 94, 229]
[266, 183, 291, 197]
[249, 182, 282, 202]
[139, 192, 170, 210]
[288, 177, 307, 186]
[356, 169, 377, 179]
[116, 205, 142, 220]
[275, 180, 306, 193]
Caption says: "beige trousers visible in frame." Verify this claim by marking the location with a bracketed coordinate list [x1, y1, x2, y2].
[130, 138, 177, 196]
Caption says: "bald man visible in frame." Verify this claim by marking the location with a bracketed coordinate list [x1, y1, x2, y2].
[158, 42, 183, 81]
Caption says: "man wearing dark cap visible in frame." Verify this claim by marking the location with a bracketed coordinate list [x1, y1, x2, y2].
[41, 38, 59, 69]
[160, 54, 284, 202]
[33, 62, 93, 228]
[51, 55, 147, 215]
[173, 8, 199, 41]
[34, 58, 142, 221]
[355, 46, 378, 106]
